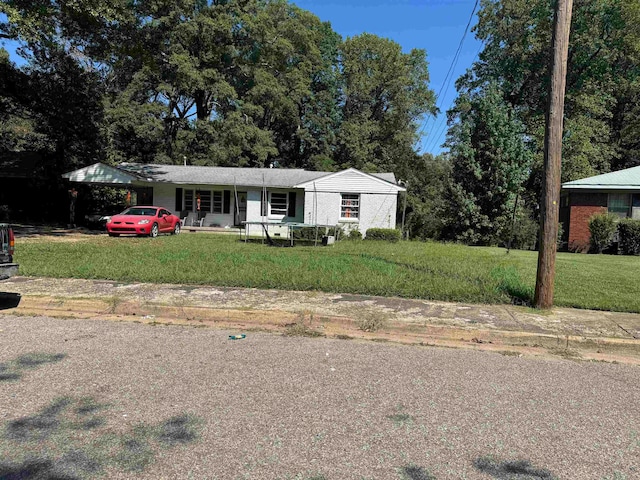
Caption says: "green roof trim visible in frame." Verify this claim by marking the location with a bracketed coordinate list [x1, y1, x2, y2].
[562, 165, 640, 190]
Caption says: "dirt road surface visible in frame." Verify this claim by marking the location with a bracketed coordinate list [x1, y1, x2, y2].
[0, 314, 638, 479]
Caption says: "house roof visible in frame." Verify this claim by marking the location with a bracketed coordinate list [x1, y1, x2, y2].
[562, 165, 640, 190]
[294, 168, 405, 192]
[64, 163, 399, 189]
[61, 163, 137, 185]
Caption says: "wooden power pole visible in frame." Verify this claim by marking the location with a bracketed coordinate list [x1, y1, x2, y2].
[534, 0, 574, 309]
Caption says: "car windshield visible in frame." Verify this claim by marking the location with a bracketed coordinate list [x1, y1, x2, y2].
[121, 207, 158, 216]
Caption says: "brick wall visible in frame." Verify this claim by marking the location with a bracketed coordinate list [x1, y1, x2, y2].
[568, 205, 607, 251]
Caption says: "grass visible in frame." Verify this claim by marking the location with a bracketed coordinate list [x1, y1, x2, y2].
[13, 234, 640, 313]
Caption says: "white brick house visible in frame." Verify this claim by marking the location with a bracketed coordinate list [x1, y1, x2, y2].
[63, 163, 405, 237]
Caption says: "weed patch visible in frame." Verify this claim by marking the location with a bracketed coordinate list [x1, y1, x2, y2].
[357, 312, 389, 332]
[284, 312, 325, 338]
[387, 412, 414, 426]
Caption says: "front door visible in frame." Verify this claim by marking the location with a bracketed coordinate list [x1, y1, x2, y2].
[235, 191, 247, 226]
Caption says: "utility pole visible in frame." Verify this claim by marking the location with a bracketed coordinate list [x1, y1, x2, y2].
[534, 0, 574, 309]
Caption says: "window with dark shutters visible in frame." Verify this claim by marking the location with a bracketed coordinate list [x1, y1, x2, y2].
[223, 190, 231, 214]
[288, 192, 296, 217]
[175, 188, 183, 212]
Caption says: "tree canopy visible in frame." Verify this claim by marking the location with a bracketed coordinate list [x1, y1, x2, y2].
[0, 0, 436, 180]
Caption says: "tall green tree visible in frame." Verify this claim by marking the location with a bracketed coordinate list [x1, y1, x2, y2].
[443, 82, 532, 244]
[337, 33, 436, 176]
[458, 0, 640, 183]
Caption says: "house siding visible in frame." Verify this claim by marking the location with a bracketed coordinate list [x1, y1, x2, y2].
[244, 188, 305, 236]
[304, 191, 397, 236]
[305, 170, 400, 194]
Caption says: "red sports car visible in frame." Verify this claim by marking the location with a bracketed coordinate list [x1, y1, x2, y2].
[106, 206, 181, 237]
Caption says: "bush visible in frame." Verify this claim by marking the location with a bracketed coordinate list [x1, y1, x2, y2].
[293, 226, 343, 241]
[347, 228, 362, 240]
[618, 218, 640, 255]
[588, 212, 618, 253]
[364, 228, 401, 242]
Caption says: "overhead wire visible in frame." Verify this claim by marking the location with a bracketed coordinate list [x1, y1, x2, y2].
[417, 0, 480, 154]
[424, 41, 484, 154]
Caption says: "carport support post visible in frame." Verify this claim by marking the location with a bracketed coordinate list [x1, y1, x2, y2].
[534, 0, 573, 309]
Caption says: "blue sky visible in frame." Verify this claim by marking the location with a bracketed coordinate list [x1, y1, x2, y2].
[294, 0, 482, 155]
[1, 0, 482, 156]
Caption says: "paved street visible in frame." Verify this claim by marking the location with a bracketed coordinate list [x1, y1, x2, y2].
[0, 314, 638, 479]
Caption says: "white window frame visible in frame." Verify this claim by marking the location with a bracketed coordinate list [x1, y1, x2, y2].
[197, 190, 212, 213]
[340, 193, 360, 221]
[269, 192, 288, 218]
[212, 191, 223, 214]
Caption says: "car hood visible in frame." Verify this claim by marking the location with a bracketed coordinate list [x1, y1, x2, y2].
[109, 215, 156, 223]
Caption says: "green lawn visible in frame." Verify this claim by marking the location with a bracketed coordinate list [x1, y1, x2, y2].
[14, 234, 640, 313]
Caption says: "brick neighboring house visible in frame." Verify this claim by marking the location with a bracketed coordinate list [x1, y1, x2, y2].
[561, 166, 640, 251]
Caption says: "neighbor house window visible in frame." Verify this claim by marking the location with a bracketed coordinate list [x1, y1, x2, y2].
[184, 190, 194, 211]
[608, 193, 630, 218]
[341, 194, 360, 219]
[212, 191, 223, 213]
[270, 192, 288, 216]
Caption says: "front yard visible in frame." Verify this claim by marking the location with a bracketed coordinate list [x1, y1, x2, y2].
[14, 233, 640, 313]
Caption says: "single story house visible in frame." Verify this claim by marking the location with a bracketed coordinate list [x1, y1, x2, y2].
[62, 163, 405, 236]
[561, 165, 640, 251]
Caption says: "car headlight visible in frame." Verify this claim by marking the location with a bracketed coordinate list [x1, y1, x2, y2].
[138, 219, 150, 225]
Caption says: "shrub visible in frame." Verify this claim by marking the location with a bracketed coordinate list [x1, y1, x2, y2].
[347, 228, 362, 240]
[364, 228, 401, 242]
[588, 212, 618, 253]
[293, 226, 342, 241]
[618, 218, 640, 255]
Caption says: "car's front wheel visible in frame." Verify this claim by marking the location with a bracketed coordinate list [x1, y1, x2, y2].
[108, 232, 119, 237]
[172, 222, 181, 235]
[150, 223, 159, 238]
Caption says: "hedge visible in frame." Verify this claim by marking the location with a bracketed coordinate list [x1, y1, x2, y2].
[364, 228, 401, 242]
[618, 218, 640, 255]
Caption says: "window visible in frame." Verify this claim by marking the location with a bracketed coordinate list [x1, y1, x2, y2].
[340, 194, 360, 219]
[185, 190, 194, 211]
[212, 191, 223, 213]
[197, 190, 211, 212]
[270, 192, 288, 216]
[608, 193, 630, 218]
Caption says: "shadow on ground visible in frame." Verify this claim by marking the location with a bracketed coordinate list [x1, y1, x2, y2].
[474, 456, 557, 479]
[1, 396, 202, 479]
[0, 352, 65, 382]
[400, 464, 436, 480]
[1, 350, 203, 479]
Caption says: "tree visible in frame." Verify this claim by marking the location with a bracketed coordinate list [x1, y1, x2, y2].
[402, 153, 451, 240]
[443, 82, 532, 244]
[458, 0, 640, 184]
[337, 34, 436, 176]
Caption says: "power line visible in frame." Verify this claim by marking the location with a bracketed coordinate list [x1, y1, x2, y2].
[424, 41, 483, 154]
[418, 0, 479, 153]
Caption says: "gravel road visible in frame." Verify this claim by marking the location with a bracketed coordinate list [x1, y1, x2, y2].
[0, 315, 638, 480]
